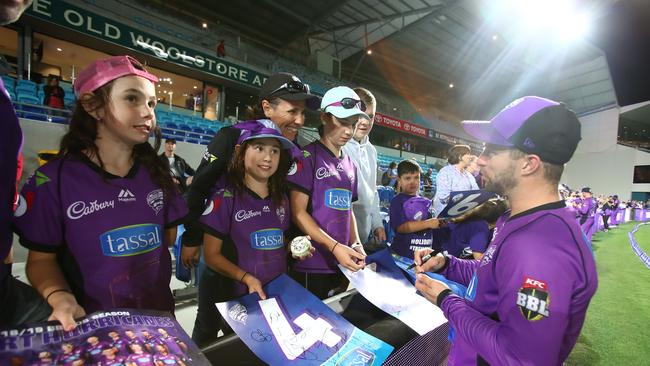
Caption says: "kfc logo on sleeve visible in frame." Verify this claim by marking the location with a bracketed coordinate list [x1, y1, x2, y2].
[516, 276, 550, 321]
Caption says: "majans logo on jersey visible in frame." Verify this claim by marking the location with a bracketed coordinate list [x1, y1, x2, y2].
[516, 276, 550, 321]
[99, 224, 162, 257]
[250, 228, 284, 250]
[324, 189, 352, 210]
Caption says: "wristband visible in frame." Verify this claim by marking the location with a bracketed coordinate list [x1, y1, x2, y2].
[350, 242, 363, 250]
[45, 288, 72, 304]
[331, 242, 340, 253]
[240, 272, 248, 282]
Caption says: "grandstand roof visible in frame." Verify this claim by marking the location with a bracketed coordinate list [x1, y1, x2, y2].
[157, 0, 619, 121]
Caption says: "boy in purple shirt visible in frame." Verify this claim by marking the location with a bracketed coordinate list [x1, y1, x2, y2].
[415, 96, 598, 365]
[389, 159, 442, 259]
[12, 56, 187, 330]
[288, 86, 368, 299]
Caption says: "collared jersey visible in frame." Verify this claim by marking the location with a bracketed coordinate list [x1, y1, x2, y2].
[12, 156, 187, 313]
[439, 202, 598, 365]
[389, 193, 434, 258]
[287, 141, 358, 273]
[198, 184, 290, 297]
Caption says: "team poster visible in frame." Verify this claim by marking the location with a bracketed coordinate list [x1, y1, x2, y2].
[0, 309, 209, 365]
[216, 274, 394, 366]
[339, 249, 448, 335]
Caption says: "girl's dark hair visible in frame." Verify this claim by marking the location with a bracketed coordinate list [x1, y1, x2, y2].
[447, 144, 471, 164]
[227, 139, 291, 205]
[58, 81, 176, 196]
[245, 97, 282, 120]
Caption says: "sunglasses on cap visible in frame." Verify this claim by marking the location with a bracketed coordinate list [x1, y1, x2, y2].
[326, 98, 367, 112]
[269, 79, 310, 96]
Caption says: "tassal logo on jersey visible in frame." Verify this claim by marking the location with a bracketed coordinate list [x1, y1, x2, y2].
[324, 189, 352, 210]
[250, 228, 284, 250]
[99, 224, 162, 257]
[516, 276, 550, 321]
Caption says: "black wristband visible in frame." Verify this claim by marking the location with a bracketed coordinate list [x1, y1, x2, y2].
[240, 272, 248, 282]
[436, 288, 453, 307]
[45, 288, 72, 304]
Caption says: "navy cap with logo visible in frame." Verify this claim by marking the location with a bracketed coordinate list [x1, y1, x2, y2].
[259, 72, 321, 110]
[581, 187, 592, 193]
[462, 96, 581, 164]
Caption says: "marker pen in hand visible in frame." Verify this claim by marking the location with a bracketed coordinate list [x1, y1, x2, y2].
[406, 249, 441, 270]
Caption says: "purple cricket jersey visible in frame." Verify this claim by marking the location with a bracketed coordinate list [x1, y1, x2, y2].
[110, 336, 130, 357]
[158, 334, 186, 356]
[126, 352, 155, 366]
[389, 193, 433, 259]
[578, 197, 596, 236]
[55, 348, 84, 366]
[0, 78, 23, 279]
[142, 334, 163, 353]
[287, 141, 358, 273]
[99, 354, 126, 366]
[85, 340, 111, 363]
[438, 202, 598, 365]
[154, 353, 183, 365]
[12, 156, 187, 314]
[198, 184, 291, 297]
[443, 220, 490, 257]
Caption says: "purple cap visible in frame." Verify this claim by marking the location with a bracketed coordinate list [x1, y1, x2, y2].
[462, 96, 581, 164]
[403, 196, 432, 221]
[233, 120, 300, 157]
[74, 56, 158, 96]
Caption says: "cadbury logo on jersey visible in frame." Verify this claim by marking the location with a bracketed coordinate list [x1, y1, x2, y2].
[324, 189, 352, 210]
[250, 228, 284, 250]
[67, 200, 115, 220]
[99, 224, 162, 257]
[516, 276, 550, 321]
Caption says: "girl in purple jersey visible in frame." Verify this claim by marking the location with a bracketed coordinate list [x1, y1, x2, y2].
[287, 86, 368, 299]
[13, 56, 186, 331]
[192, 124, 311, 346]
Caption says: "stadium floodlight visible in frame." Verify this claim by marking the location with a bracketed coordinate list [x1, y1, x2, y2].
[510, 0, 591, 41]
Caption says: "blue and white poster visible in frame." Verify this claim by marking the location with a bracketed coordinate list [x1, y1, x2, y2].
[339, 249, 447, 335]
[216, 274, 394, 366]
[437, 190, 498, 219]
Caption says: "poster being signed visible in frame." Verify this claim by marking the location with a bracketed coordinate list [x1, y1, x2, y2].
[339, 249, 447, 335]
[216, 274, 394, 366]
[0, 309, 209, 366]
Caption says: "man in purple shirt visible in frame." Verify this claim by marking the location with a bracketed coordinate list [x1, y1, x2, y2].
[414, 96, 598, 365]
[0, 0, 51, 328]
[156, 328, 187, 357]
[85, 335, 111, 363]
[578, 187, 597, 240]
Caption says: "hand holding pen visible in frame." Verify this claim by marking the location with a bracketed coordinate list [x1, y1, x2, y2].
[409, 248, 446, 273]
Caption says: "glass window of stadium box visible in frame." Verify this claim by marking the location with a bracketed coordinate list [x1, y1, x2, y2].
[0, 27, 19, 77]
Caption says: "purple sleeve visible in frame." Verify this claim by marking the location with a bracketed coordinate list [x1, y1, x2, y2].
[389, 196, 406, 231]
[467, 221, 490, 253]
[12, 163, 64, 251]
[440, 255, 480, 286]
[287, 155, 314, 195]
[578, 199, 592, 215]
[164, 189, 188, 228]
[441, 222, 583, 365]
[198, 190, 233, 239]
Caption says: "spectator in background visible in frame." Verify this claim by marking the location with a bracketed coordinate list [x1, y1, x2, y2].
[422, 168, 434, 197]
[342, 87, 386, 248]
[159, 138, 195, 193]
[43, 75, 65, 109]
[217, 40, 226, 58]
[185, 93, 194, 109]
[432, 144, 479, 216]
[383, 161, 398, 187]
[465, 154, 484, 188]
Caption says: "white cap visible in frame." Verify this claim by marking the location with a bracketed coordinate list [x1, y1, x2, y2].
[321, 86, 370, 120]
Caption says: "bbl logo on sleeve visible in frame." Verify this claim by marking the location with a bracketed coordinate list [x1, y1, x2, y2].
[517, 276, 550, 321]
